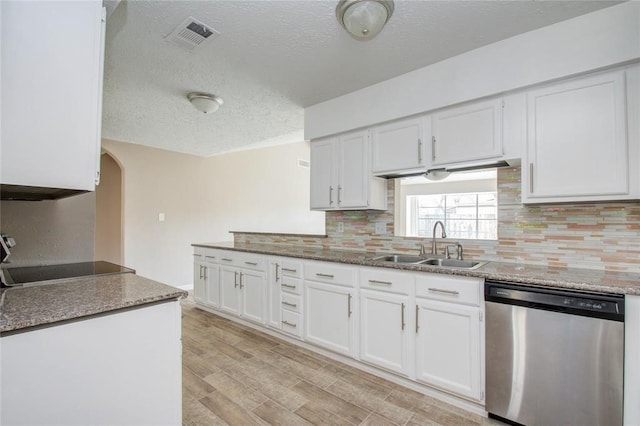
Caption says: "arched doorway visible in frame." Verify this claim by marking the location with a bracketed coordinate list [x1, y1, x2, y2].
[95, 151, 123, 264]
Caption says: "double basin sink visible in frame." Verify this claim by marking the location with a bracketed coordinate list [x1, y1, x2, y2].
[370, 254, 487, 270]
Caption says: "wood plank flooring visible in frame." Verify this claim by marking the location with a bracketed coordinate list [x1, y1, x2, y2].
[181, 298, 502, 426]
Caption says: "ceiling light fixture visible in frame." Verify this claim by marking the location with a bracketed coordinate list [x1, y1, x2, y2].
[336, 0, 394, 41]
[424, 169, 451, 181]
[187, 92, 223, 114]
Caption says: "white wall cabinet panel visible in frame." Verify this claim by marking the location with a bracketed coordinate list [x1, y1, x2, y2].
[360, 289, 412, 377]
[305, 281, 357, 357]
[431, 98, 503, 166]
[372, 116, 429, 176]
[1, 1, 105, 190]
[415, 299, 483, 401]
[523, 69, 635, 203]
[310, 131, 387, 211]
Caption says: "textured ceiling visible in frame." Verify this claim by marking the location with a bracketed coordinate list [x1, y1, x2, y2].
[102, 0, 621, 157]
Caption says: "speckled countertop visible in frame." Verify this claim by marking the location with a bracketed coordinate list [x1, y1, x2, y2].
[194, 242, 640, 296]
[0, 274, 187, 333]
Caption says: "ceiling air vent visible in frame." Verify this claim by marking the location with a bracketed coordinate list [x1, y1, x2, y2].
[165, 17, 220, 52]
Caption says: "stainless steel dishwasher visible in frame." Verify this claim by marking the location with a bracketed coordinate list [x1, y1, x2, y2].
[485, 280, 624, 426]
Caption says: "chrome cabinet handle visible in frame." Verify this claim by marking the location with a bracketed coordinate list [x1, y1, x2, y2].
[315, 273, 334, 279]
[205, 256, 215, 260]
[401, 303, 406, 330]
[529, 163, 534, 194]
[282, 301, 297, 308]
[282, 268, 297, 273]
[245, 261, 258, 266]
[282, 320, 297, 328]
[234, 271, 238, 288]
[275, 263, 280, 282]
[337, 185, 342, 204]
[431, 136, 436, 161]
[281, 283, 296, 289]
[368, 279, 392, 286]
[415, 305, 419, 333]
[418, 138, 422, 163]
[193, 253, 202, 257]
[221, 258, 233, 262]
[199, 265, 203, 279]
[203, 266, 208, 280]
[239, 272, 244, 289]
[329, 186, 334, 205]
[347, 293, 352, 318]
[428, 287, 459, 296]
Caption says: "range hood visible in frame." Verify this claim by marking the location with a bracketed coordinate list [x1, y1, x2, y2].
[0, 184, 88, 201]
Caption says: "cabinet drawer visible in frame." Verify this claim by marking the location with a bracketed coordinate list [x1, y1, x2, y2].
[360, 268, 413, 295]
[281, 310, 303, 338]
[203, 249, 218, 264]
[193, 247, 206, 258]
[281, 293, 302, 313]
[238, 254, 266, 271]
[280, 276, 301, 295]
[415, 274, 482, 306]
[218, 251, 239, 266]
[304, 261, 356, 287]
[280, 260, 302, 278]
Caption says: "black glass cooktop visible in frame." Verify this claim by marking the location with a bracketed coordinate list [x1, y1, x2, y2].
[1, 261, 135, 286]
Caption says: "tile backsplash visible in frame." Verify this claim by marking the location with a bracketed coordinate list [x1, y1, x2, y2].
[235, 167, 640, 273]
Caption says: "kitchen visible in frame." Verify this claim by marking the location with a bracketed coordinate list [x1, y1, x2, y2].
[1, 0, 639, 425]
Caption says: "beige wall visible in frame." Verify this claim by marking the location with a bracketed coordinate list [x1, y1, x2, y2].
[102, 139, 324, 288]
[95, 153, 123, 264]
[0, 192, 96, 267]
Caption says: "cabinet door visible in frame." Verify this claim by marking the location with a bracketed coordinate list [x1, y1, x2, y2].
[372, 116, 427, 175]
[431, 98, 503, 166]
[338, 130, 369, 208]
[1, 1, 104, 190]
[415, 299, 482, 401]
[524, 70, 628, 203]
[193, 260, 206, 304]
[204, 264, 220, 308]
[240, 269, 267, 324]
[305, 281, 356, 357]
[219, 267, 241, 315]
[360, 290, 411, 377]
[310, 138, 337, 209]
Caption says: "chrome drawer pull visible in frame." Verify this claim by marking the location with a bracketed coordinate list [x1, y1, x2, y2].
[282, 320, 297, 328]
[368, 279, 392, 286]
[282, 301, 297, 308]
[275, 263, 280, 281]
[401, 302, 405, 330]
[221, 258, 233, 262]
[193, 253, 202, 257]
[316, 273, 334, 278]
[245, 261, 258, 266]
[281, 283, 296, 289]
[428, 287, 460, 296]
[415, 305, 419, 333]
[282, 268, 297, 273]
[348, 293, 352, 318]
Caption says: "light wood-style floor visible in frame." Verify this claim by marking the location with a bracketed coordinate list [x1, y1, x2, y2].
[181, 298, 501, 426]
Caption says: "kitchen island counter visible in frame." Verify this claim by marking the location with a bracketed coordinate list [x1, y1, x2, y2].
[0, 273, 187, 333]
[194, 241, 640, 296]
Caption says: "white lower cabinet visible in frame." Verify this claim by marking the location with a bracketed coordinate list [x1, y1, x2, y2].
[415, 299, 482, 401]
[193, 252, 207, 304]
[193, 248, 220, 307]
[305, 280, 357, 357]
[220, 266, 242, 315]
[219, 253, 267, 324]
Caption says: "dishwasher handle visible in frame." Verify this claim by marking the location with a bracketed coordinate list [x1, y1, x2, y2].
[485, 280, 624, 322]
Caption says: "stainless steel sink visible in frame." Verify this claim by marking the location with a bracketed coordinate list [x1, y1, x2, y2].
[370, 254, 487, 269]
[371, 254, 426, 264]
[419, 258, 487, 269]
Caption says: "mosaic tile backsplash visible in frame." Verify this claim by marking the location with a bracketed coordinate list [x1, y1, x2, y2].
[235, 167, 640, 273]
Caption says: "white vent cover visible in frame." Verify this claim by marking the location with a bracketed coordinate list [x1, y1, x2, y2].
[165, 17, 220, 52]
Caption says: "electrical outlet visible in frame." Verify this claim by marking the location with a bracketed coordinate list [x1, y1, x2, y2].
[375, 222, 386, 235]
[337, 222, 344, 233]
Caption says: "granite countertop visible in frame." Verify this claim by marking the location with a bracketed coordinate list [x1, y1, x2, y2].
[0, 274, 187, 333]
[194, 241, 640, 296]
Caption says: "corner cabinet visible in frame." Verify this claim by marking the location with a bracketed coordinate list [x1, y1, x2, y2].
[371, 116, 429, 176]
[1, 0, 105, 190]
[310, 130, 387, 211]
[523, 69, 639, 203]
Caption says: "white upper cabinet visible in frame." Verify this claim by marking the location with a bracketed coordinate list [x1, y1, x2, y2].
[371, 116, 429, 176]
[310, 130, 387, 211]
[431, 98, 504, 167]
[523, 69, 637, 203]
[1, 0, 105, 191]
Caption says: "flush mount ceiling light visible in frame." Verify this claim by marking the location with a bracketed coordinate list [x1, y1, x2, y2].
[187, 92, 224, 114]
[336, 0, 395, 41]
[424, 168, 451, 181]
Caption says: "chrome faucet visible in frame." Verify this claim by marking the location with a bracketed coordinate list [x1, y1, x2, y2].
[431, 221, 447, 255]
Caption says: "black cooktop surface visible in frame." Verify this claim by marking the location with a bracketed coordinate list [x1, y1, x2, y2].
[1, 261, 135, 286]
